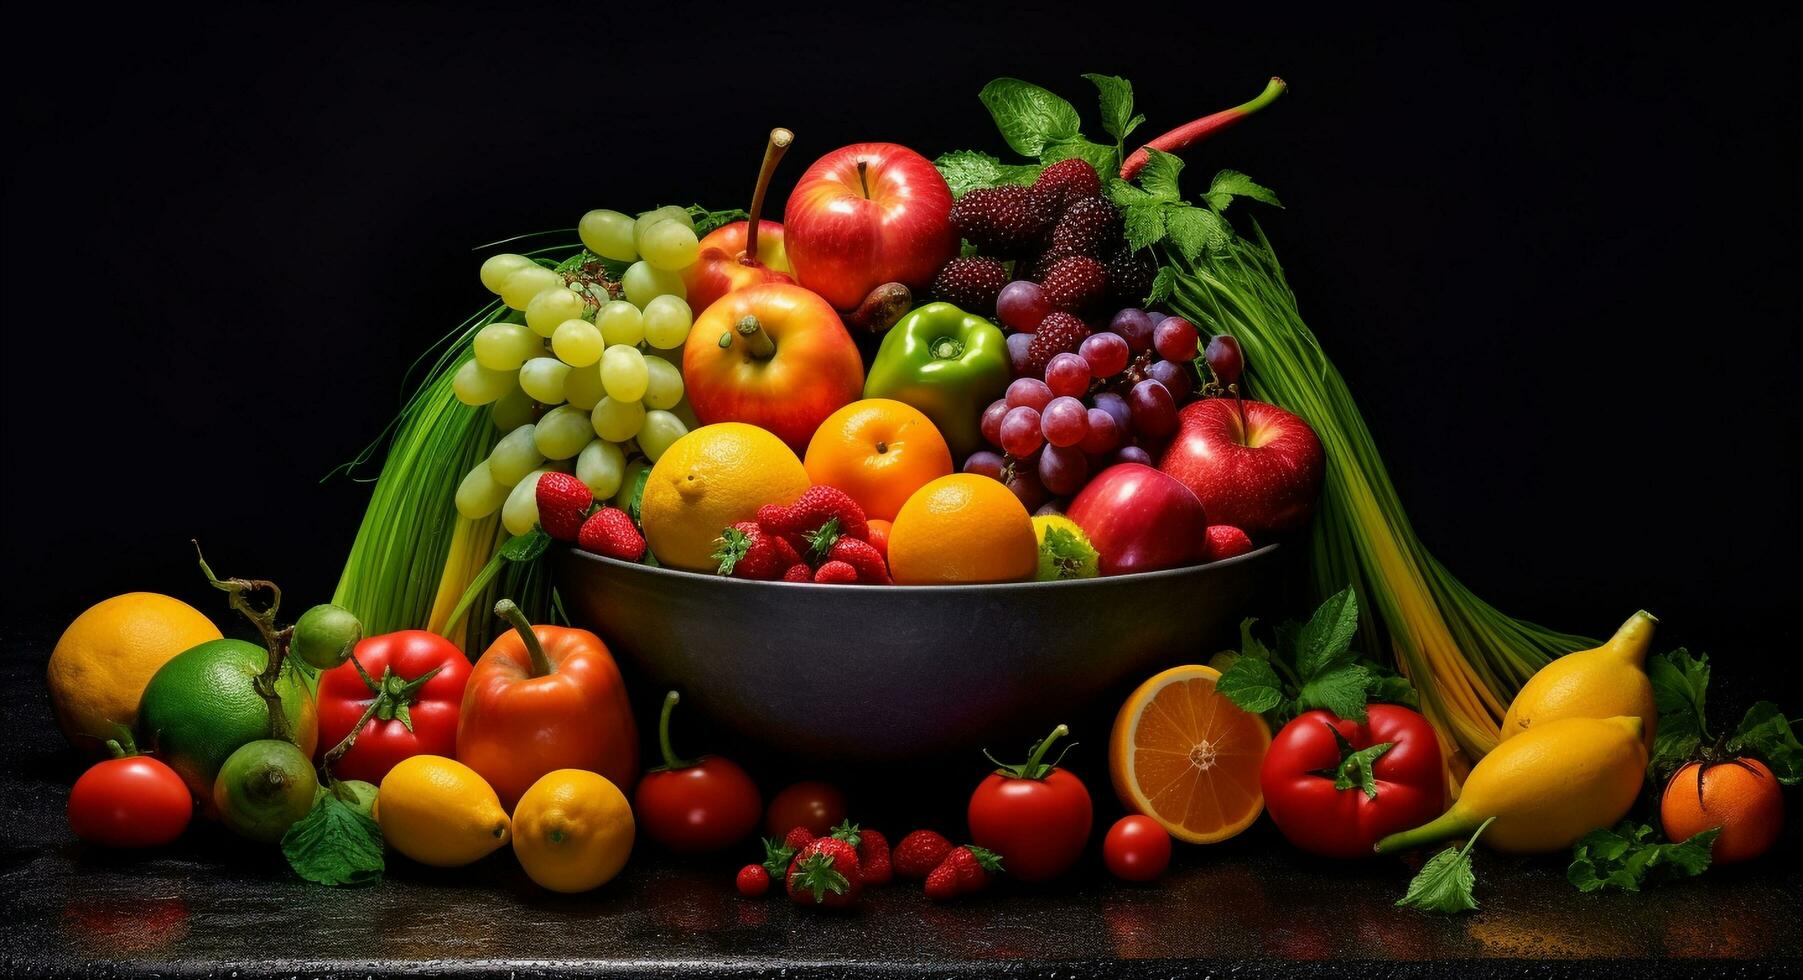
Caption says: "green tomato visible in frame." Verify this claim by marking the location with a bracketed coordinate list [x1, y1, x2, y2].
[291, 604, 363, 670]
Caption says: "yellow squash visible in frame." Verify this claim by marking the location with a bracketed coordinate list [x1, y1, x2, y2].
[1500, 611, 1658, 752]
[1374, 715, 1646, 855]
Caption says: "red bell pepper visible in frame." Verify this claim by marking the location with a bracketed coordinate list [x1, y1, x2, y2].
[316, 630, 471, 784]
[1259, 705, 1445, 859]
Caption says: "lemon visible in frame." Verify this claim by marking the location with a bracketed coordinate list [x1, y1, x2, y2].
[1501, 611, 1658, 752]
[377, 755, 511, 867]
[512, 769, 635, 893]
[639, 422, 809, 571]
[48, 593, 222, 754]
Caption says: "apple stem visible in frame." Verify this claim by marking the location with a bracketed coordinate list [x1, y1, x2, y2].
[745, 127, 793, 266]
[736, 315, 776, 360]
[856, 160, 871, 199]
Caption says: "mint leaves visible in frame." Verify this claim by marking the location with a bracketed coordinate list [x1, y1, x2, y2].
[1082, 73, 1144, 148]
[1648, 647, 1801, 785]
[282, 790, 384, 887]
[1105, 151, 1276, 262]
[1567, 822, 1718, 893]
[1216, 587, 1417, 725]
[933, 150, 1041, 199]
[1396, 817, 1494, 914]
[978, 78, 1085, 158]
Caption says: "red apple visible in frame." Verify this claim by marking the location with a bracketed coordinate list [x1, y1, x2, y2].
[1157, 398, 1324, 537]
[783, 143, 958, 312]
[1065, 463, 1209, 575]
[680, 220, 793, 317]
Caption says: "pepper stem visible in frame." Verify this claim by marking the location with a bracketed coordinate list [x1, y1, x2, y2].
[744, 127, 792, 266]
[655, 690, 698, 770]
[930, 335, 965, 360]
[984, 723, 1074, 780]
[736, 316, 776, 360]
[495, 598, 552, 677]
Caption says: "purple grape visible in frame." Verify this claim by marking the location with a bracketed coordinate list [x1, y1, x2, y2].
[1040, 396, 1089, 448]
[996, 281, 1051, 332]
[1092, 390, 1132, 434]
[1044, 353, 1090, 397]
[1000, 406, 1044, 457]
[1038, 443, 1090, 496]
[1128, 379, 1177, 439]
[1079, 332, 1129, 378]
[1145, 359, 1194, 402]
[1078, 407, 1120, 455]
[1006, 331, 1036, 376]
[964, 450, 1007, 481]
[1205, 334, 1245, 386]
[1005, 459, 1050, 511]
[979, 399, 1010, 449]
[1154, 316, 1200, 362]
[1005, 377, 1054, 412]
[1110, 308, 1155, 353]
[1146, 311, 1168, 326]
[1115, 445, 1153, 466]
[1034, 500, 1065, 517]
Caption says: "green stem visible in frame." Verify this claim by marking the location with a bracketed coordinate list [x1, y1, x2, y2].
[1374, 806, 1483, 855]
[195, 541, 294, 745]
[655, 691, 698, 770]
[496, 598, 552, 677]
[1017, 724, 1070, 779]
[439, 549, 508, 640]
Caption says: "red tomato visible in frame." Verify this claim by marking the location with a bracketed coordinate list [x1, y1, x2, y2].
[634, 692, 762, 853]
[317, 630, 471, 784]
[1260, 705, 1445, 859]
[1103, 815, 1172, 882]
[764, 780, 847, 837]
[967, 724, 1093, 882]
[68, 752, 192, 847]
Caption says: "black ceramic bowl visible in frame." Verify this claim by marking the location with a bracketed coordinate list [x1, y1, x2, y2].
[556, 544, 1282, 762]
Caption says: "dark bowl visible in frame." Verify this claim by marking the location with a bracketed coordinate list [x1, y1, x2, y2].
[556, 545, 1282, 762]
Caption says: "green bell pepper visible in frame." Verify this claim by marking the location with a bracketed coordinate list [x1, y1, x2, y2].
[863, 302, 1011, 459]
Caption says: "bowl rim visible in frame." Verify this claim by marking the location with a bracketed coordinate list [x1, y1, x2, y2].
[560, 541, 1280, 592]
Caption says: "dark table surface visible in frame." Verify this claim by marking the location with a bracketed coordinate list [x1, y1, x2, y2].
[3, 624, 1799, 980]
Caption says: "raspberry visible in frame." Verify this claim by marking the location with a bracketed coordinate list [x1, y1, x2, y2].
[1023, 312, 1091, 376]
[1032, 158, 1103, 213]
[931, 256, 1009, 315]
[1106, 245, 1159, 306]
[1047, 198, 1121, 260]
[1037, 255, 1108, 312]
[950, 186, 1054, 254]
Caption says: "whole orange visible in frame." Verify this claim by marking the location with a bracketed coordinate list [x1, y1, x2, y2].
[804, 399, 953, 522]
[1661, 758, 1784, 863]
[886, 474, 1036, 584]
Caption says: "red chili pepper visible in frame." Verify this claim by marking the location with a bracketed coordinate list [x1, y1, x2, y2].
[633, 691, 763, 854]
[1259, 705, 1445, 859]
[316, 630, 471, 784]
[1119, 77, 1287, 181]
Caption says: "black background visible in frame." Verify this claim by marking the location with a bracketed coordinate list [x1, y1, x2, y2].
[2, 3, 1798, 683]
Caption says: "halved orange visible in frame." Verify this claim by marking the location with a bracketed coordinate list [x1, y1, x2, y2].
[1108, 664, 1271, 844]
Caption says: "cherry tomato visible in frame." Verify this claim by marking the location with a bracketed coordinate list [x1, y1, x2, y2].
[967, 724, 1093, 882]
[1103, 815, 1172, 882]
[764, 780, 847, 837]
[68, 739, 192, 848]
[634, 691, 762, 853]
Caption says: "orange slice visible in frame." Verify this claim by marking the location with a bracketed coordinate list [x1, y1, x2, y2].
[1108, 664, 1271, 844]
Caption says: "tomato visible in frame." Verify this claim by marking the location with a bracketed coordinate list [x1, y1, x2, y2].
[634, 691, 762, 853]
[1102, 815, 1172, 881]
[764, 780, 847, 837]
[317, 629, 471, 784]
[68, 742, 192, 848]
[1259, 705, 1445, 859]
[967, 724, 1093, 882]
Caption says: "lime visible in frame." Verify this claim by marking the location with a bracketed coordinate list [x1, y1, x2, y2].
[214, 739, 317, 843]
[137, 638, 318, 811]
[291, 604, 363, 670]
[328, 779, 379, 818]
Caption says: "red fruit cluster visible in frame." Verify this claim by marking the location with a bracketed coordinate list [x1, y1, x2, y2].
[734, 486, 890, 584]
[537, 472, 649, 562]
[738, 821, 893, 909]
[931, 256, 1009, 315]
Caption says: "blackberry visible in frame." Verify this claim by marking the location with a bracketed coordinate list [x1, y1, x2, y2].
[930, 256, 1009, 315]
[949, 186, 1055, 254]
[1106, 245, 1159, 306]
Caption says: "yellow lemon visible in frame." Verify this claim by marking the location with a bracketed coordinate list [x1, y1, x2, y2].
[1501, 611, 1658, 752]
[47, 592, 222, 754]
[512, 769, 635, 893]
[377, 755, 511, 867]
[639, 422, 809, 571]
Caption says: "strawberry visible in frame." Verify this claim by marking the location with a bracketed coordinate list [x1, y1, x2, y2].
[577, 507, 645, 561]
[756, 504, 791, 535]
[857, 828, 892, 885]
[712, 521, 800, 580]
[892, 829, 954, 879]
[784, 485, 869, 544]
[813, 560, 859, 584]
[786, 837, 862, 908]
[1203, 525, 1255, 562]
[782, 826, 816, 853]
[943, 845, 1003, 894]
[736, 864, 771, 897]
[923, 861, 961, 901]
[534, 472, 593, 541]
[782, 562, 813, 583]
[826, 536, 890, 584]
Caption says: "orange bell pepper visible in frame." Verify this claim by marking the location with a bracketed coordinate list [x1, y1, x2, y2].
[456, 599, 639, 810]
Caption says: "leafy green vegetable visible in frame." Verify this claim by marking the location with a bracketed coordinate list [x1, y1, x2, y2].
[1567, 821, 1718, 893]
[1726, 702, 1803, 784]
[1082, 73, 1144, 145]
[1648, 648, 1710, 781]
[1397, 817, 1494, 914]
[1217, 588, 1416, 726]
[684, 204, 750, 237]
[282, 792, 384, 887]
[1040, 138, 1120, 178]
[1203, 170, 1282, 212]
[977, 78, 1085, 158]
[933, 150, 1040, 198]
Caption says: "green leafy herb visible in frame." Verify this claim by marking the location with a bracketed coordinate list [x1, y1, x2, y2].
[282, 792, 384, 887]
[1648, 647, 1710, 781]
[1726, 702, 1803, 784]
[933, 150, 1040, 198]
[977, 78, 1084, 158]
[1082, 73, 1144, 145]
[500, 527, 551, 562]
[685, 205, 750, 237]
[1567, 821, 1718, 893]
[1203, 169, 1282, 212]
[1144, 266, 1177, 305]
[1397, 817, 1494, 914]
[1217, 588, 1415, 726]
[1040, 137, 1120, 178]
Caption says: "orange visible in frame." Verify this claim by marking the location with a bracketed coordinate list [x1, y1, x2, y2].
[885, 474, 1036, 584]
[1108, 664, 1271, 844]
[803, 399, 952, 522]
[639, 422, 811, 571]
[1661, 758, 1784, 863]
[48, 592, 223, 754]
